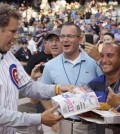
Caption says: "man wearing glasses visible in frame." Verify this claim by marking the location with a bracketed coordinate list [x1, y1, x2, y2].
[40, 23, 103, 134]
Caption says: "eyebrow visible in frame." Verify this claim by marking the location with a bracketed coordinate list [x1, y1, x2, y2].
[10, 29, 18, 33]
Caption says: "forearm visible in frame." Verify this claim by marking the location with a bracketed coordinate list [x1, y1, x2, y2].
[0, 106, 40, 127]
[19, 80, 56, 100]
[30, 98, 39, 104]
[40, 100, 53, 110]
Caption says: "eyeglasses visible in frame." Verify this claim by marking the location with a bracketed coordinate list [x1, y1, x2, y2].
[60, 34, 80, 39]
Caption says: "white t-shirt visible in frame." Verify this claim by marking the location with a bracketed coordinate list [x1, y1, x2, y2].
[27, 39, 37, 54]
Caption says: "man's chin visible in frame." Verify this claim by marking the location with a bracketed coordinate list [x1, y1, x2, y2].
[103, 70, 112, 75]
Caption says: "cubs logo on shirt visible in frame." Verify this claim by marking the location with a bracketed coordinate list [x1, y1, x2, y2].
[9, 64, 19, 89]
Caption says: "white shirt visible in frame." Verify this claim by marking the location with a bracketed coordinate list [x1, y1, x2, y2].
[27, 39, 37, 54]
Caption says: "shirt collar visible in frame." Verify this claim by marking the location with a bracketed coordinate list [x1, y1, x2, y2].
[62, 49, 86, 64]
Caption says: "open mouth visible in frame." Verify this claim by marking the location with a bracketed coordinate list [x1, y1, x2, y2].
[63, 45, 71, 48]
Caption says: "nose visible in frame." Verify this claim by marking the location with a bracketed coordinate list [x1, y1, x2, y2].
[52, 40, 57, 46]
[14, 33, 18, 39]
[101, 56, 108, 64]
[13, 31, 18, 39]
[62, 36, 69, 42]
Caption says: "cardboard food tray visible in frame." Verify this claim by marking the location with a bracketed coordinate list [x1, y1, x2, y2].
[80, 109, 120, 124]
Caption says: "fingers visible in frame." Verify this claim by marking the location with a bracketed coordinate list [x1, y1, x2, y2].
[41, 105, 63, 126]
[55, 114, 63, 121]
[69, 86, 76, 93]
[85, 45, 96, 50]
[119, 86, 120, 93]
[49, 105, 60, 113]
[84, 42, 93, 46]
[69, 88, 76, 93]
[70, 85, 76, 89]
[57, 84, 77, 94]
[84, 43, 97, 54]
[69, 85, 76, 93]
[107, 87, 115, 103]
[58, 85, 69, 92]
[42, 105, 59, 116]
[40, 62, 44, 66]
[108, 86, 114, 95]
[58, 84, 76, 93]
[33, 64, 41, 70]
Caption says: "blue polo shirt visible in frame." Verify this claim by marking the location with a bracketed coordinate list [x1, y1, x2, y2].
[41, 50, 103, 86]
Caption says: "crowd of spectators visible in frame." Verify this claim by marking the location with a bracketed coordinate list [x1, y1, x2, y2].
[2, 0, 120, 134]
[8, 0, 120, 57]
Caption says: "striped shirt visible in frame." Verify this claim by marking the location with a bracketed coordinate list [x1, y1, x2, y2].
[0, 51, 30, 133]
[0, 51, 55, 134]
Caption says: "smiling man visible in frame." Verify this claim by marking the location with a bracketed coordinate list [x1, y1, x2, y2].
[40, 23, 103, 134]
[88, 43, 120, 134]
[88, 43, 120, 103]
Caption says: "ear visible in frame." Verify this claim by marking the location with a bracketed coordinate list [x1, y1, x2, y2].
[0, 28, 4, 33]
[78, 36, 83, 44]
[44, 40, 47, 46]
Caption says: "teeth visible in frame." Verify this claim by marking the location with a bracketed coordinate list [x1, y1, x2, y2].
[102, 65, 109, 68]
[64, 45, 70, 47]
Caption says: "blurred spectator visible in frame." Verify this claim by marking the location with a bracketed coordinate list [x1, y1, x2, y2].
[97, 28, 110, 51]
[27, 33, 37, 54]
[111, 7, 117, 21]
[29, 17, 35, 26]
[103, 32, 115, 44]
[15, 38, 32, 68]
[25, 33, 53, 76]
[35, 24, 48, 51]
[117, 5, 120, 23]
[111, 23, 118, 34]
[103, 18, 111, 30]
[114, 23, 120, 43]
[91, 18, 100, 35]
[104, 9, 111, 19]
[23, 17, 29, 28]
[84, 8, 92, 24]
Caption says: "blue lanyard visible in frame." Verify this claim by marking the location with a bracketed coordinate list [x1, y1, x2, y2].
[62, 56, 82, 86]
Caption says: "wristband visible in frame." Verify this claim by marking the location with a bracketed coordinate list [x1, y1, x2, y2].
[55, 85, 61, 95]
[116, 105, 120, 112]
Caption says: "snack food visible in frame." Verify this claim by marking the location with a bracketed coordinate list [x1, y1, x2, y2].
[98, 103, 111, 110]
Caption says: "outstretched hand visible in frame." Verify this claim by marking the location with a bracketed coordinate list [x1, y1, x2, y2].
[41, 105, 63, 127]
[31, 63, 43, 80]
[58, 85, 76, 94]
